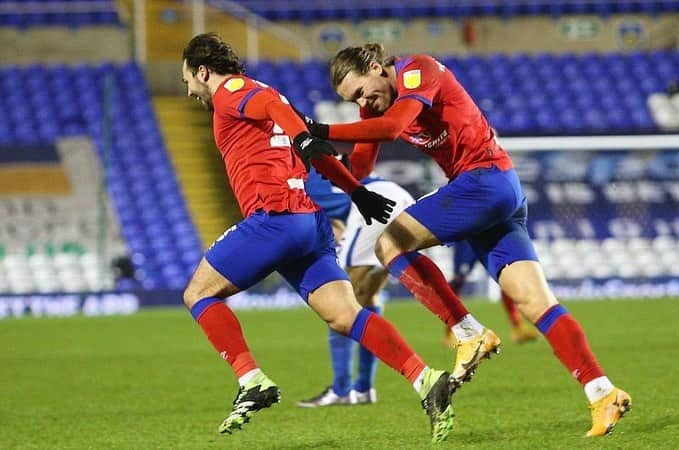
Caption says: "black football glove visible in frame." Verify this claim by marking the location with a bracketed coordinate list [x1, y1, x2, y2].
[292, 132, 336, 171]
[351, 186, 396, 225]
[292, 106, 330, 139]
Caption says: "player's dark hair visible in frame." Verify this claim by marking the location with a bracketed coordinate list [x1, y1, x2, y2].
[329, 42, 395, 89]
[182, 32, 245, 76]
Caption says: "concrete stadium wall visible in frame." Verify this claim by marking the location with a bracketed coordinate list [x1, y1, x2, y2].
[1, 9, 676, 92]
[282, 14, 679, 59]
[0, 27, 131, 64]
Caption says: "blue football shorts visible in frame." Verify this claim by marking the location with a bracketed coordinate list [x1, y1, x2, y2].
[205, 210, 349, 301]
[406, 166, 539, 281]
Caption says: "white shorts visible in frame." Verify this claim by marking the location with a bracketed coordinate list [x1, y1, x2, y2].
[337, 180, 415, 268]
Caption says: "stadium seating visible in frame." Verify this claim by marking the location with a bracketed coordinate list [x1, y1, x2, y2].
[0, 63, 201, 293]
[219, 0, 679, 21]
[0, 0, 121, 28]
[534, 237, 675, 280]
[246, 49, 679, 135]
[1, 49, 677, 294]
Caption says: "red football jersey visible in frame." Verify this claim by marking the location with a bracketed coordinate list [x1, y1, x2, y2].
[211, 76, 318, 217]
[362, 55, 513, 180]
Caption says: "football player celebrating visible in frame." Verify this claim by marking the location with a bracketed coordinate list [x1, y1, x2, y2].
[301, 42, 631, 437]
[180, 33, 455, 443]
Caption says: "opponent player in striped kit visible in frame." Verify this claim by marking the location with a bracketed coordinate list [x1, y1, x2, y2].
[180, 33, 455, 442]
[301, 42, 631, 437]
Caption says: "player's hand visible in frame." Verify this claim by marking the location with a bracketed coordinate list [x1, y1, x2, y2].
[292, 106, 330, 139]
[292, 132, 336, 171]
[351, 186, 396, 225]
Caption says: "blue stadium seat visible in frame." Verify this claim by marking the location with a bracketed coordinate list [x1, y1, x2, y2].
[213, 0, 676, 20]
[0, 0, 120, 28]
[662, 0, 679, 12]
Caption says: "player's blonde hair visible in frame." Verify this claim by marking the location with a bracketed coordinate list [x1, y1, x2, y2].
[329, 43, 395, 89]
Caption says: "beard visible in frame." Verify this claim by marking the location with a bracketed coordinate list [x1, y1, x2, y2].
[193, 95, 213, 111]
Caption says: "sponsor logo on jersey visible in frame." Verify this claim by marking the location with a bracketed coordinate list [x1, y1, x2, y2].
[408, 129, 449, 149]
[225, 78, 245, 92]
[403, 69, 421, 89]
[408, 131, 431, 145]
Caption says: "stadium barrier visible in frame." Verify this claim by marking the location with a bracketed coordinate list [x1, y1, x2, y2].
[0, 288, 307, 319]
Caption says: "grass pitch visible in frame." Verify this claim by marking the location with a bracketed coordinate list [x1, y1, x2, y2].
[2, 298, 679, 449]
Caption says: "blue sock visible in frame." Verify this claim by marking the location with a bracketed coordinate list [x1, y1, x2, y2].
[329, 327, 355, 397]
[354, 305, 382, 393]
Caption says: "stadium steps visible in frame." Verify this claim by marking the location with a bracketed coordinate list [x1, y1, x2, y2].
[153, 96, 241, 248]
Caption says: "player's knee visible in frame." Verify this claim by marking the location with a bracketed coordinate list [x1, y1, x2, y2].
[183, 284, 199, 309]
[183, 280, 212, 309]
[326, 309, 359, 335]
[503, 280, 546, 306]
[375, 233, 398, 266]
[500, 263, 554, 304]
[500, 270, 557, 322]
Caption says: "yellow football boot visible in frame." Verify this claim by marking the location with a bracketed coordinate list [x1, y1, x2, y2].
[442, 326, 457, 348]
[586, 388, 632, 437]
[451, 328, 501, 387]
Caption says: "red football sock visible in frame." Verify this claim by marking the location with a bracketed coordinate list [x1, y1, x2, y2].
[351, 309, 426, 384]
[387, 252, 469, 326]
[501, 291, 521, 327]
[192, 299, 258, 378]
[536, 305, 605, 386]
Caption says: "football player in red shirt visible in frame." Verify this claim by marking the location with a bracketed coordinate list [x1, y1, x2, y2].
[301, 43, 630, 437]
[180, 33, 454, 443]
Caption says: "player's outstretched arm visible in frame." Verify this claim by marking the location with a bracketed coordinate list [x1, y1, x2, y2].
[259, 97, 396, 224]
[290, 106, 330, 141]
[252, 97, 337, 171]
[291, 106, 380, 181]
[349, 143, 380, 180]
[293, 99, 423, 143]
